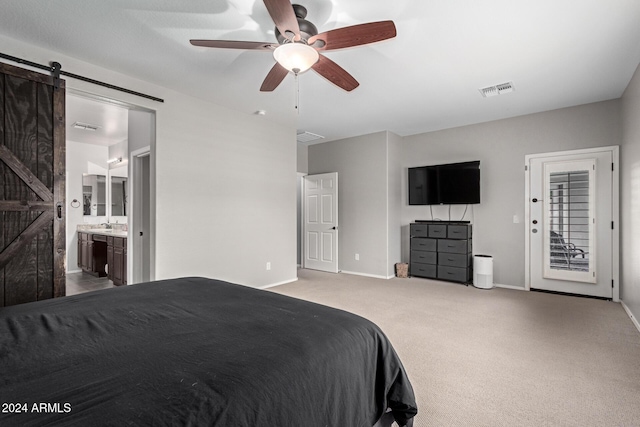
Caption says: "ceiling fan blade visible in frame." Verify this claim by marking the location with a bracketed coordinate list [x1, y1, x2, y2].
[311, 54, 359, 92]
[190, 40, 277, 50]
[308, 21, 397, 51]
[260, 62, 289, 92]
[263, 0, 301, 41]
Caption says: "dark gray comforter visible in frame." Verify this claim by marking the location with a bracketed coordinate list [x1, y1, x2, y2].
[0, 277, 417, 426]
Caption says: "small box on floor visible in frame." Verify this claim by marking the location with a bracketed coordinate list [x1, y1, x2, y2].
[395, 263, 409, 278]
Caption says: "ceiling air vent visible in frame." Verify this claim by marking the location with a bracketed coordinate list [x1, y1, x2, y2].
[297, 131, 324, 144]
[479, 81, 515, 98]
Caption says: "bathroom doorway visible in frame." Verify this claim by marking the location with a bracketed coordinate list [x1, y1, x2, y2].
[66, 91, 155, 291]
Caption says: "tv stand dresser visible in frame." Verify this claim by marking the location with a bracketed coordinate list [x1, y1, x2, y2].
[409, 220, 472, 284]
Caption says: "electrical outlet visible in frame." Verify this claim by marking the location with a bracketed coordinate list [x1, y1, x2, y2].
[355, 254, 359, 261]
[266, 262, 271, 270]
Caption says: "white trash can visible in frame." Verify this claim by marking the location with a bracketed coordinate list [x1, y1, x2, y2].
[473, 255, 493, 289]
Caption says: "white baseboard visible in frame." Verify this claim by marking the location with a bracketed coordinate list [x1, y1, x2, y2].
[621, 301, 640, 334]
[494, 283, 526, 291]
[341, 270, 391, 280]
[67, 269, 82, 274]
[260, 277, 298, 290]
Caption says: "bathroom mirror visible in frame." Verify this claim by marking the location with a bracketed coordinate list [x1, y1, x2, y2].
[82, 174, 106, 216]
[111, 176, 128, 216]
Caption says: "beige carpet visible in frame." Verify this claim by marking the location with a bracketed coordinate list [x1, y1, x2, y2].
[271, 269, 640, 427]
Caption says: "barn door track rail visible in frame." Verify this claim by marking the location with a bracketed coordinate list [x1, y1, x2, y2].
[0, 52, 164, 103]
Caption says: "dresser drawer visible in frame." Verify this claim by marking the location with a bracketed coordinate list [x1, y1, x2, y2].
[447, 225, 470, 239]
[428, 224, 447, 238]
[410, 224, 429, 237]
[437, 239, 470, 254]
[438, 253, 469, 268]
[411, 237, 437, 252]
[411, 262, 437, 278]
[411, 250, 437, 265]
[437, 265, 469, 283]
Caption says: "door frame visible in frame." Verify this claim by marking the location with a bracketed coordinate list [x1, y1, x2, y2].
[297, 172, 306, 268]
[130, 146, 154, 284]
[66, 88, 156, 285]
[524, 146, 619, 301]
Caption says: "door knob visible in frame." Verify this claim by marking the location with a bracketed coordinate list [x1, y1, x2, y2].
[532, 198, 538, 203]
[532, 220, 538, 224]
[532, 229, 538, 233]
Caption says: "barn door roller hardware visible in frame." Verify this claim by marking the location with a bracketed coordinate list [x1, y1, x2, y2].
[51, 61, 61, 89]
[0, 52, 164, 103]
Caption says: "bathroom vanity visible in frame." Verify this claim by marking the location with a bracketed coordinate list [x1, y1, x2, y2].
[78, 229, 127, 286]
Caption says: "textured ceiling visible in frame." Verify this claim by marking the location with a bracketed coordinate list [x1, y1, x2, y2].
[1, 0, 640, 143]
[66, 95, 129, 146]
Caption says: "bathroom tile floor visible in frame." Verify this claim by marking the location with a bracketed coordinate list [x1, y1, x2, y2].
[66, 271, 115, 296]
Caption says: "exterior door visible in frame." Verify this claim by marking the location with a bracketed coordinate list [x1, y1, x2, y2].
[303, 173, 338, 273]
[0, 62, 66, 306]
[527, 148, 617, 299]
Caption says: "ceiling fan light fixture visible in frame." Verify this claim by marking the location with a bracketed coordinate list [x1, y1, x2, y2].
[273, 42, 319, 74]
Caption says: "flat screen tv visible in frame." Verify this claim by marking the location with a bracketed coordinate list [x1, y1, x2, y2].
[408, 161, 480, 205]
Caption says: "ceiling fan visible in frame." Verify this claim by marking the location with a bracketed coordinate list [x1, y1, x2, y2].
[190, 0, 397, 92]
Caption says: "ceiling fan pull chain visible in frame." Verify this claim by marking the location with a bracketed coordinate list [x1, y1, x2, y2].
[295, 72, 300, 115]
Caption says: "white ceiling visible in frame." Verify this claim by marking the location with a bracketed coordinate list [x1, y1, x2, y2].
[66, 95, 129, 146]
[1, 0, 640, 143]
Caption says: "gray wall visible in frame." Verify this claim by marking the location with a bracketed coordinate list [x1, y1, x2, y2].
[387, 132, 403, 278]
[155, 96, 297, 287]
[308, 101, 622, 287]
[297, 143, 308, 174]
[128, 109, 155, 153]
[309, 132, 394, 278]
[620, 63, 640, 323]
[401, 100, 621, 287]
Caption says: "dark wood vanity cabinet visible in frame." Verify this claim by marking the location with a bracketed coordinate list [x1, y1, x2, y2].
[78, 232, 127, 285]
[77, 232, 107, 277]
[107, 236, 127, 286]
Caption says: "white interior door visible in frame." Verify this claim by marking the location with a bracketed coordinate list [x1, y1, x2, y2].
[304, 173, 338, 273]
[527, 149, 616, 298]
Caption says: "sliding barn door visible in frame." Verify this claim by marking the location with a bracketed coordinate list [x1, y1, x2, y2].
[0, 62, 66, 306]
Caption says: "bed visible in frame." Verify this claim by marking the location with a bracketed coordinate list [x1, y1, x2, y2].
[0, 277, 417, 426]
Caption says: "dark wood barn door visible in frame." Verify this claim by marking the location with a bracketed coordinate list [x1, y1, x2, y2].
[0, 62, 65, 307]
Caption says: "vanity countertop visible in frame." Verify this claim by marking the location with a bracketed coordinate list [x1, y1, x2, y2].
[79, 229, 128, 238]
